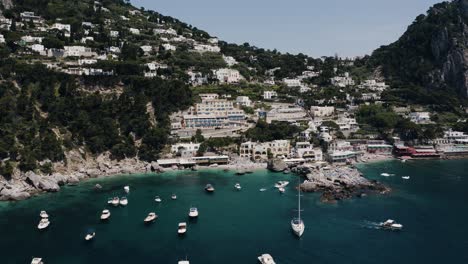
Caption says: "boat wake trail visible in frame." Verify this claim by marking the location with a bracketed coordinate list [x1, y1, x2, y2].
[361, 220, 382, 230]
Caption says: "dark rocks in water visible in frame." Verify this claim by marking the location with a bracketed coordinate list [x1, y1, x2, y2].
[267, 159, 288, 172]
[93, 184, 103, 190]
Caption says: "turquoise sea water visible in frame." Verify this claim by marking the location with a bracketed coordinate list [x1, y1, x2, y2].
[1, 159, 468, 264]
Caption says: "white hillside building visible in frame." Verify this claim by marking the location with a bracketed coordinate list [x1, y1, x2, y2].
[213, 68, 242, 83]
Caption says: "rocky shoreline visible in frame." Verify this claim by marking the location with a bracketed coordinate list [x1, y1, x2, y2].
[0, 149, 162, 201]
[267, 158, 390, 203]
[0, 151, 389, 202]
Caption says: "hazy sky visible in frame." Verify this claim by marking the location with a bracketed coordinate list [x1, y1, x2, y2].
[131, 0, 442, 58]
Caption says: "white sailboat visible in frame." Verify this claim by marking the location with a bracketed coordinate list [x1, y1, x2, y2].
[124, 186, 130, 193]
[290, 185, 305, 237]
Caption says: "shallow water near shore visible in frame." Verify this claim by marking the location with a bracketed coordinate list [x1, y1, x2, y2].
[1, 160, 468, 263]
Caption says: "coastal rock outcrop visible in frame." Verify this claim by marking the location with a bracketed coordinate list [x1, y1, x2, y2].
[25, 171, 60, 192]
[297, 165, 390, 203]
[267, 159, 288, 172]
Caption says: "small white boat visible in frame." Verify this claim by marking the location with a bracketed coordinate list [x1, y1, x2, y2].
[37, 218, 50, 230]
[171, 194, 177, 200]
[119, 197, 128, 206]
[85, 231, 96, 241]
[155, 196, 162, 203]
[178, 222, 187, 235]
[111, 197, 120, 206]
[258, 253, 276, 264]
[205, 184, 215, 192]
[380, 173, 391, 177]
[31, 258, 43, 264]
[234, 183, 242, 190]
[178, 261, 190, 264]
[189, 207, 198, 218]
[274, 181, 289, 188]
[259, 188, 267, 192]
[402, 176, 410, 180]
[278, 187, 285, 194]
[40, 211, 48, 219]
[100, 209, 111, 220]
[380, 219, 403, 230]
[124, 186, 130, 193]
[107, 198, 113, 204]
[144, 212, 158, 223]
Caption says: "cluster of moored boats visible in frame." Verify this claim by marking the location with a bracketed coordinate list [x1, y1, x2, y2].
[31, 176, 403, 264]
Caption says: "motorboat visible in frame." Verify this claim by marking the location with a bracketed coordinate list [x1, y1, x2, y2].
[119, 197, 128, 206]
[124, 186, 130, 193]
[257, 254, 276, 264]
[100, 209, 111, 220]
[37, 218, 50, 230]
[85, 230, 96, 241]
[178, 222, 187, 234]
[31, 258, 43, 264]
[380, 173, 391, 177]
[171, 194, 177, 200]
[402, 176, 410, 180]
[178, 261, 190, 264]
[107, 198, 113, 204]
[155, 196, 162, 203]
[259, 188, 267, 192]
[40, 211, 48, 219]
[380, 219, 403, 230]
[274, 181, 289, 188]
[205, 184, 215, 192]
[111, 197, 120, 206]
[188, 207, 198, 218]
[291, 183, 305, 237]
[279, 187, 285, 194]
[234, 183, 242, 190]
[144, 212, 158, 223]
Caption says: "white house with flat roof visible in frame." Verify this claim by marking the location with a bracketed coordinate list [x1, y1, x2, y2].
[409, 112, 431, 124]
[162, 43, 177, 51]
[236, 96, 252, 107]
[193, 44, 221, 53]
[283, 78, 301, 87]
[263, 91, 278, 100]
[213, 68, 242, 83]
[294, 142, 323, 161]
[240, 140, 291, 161]
[331, 72, 354, 87]
[0, 34, 5, 43]
[171, 142, 201, 157]
[310, 106, 335, 117]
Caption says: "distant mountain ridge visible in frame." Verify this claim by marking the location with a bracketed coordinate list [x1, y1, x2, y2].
[370, 0, 468, 100]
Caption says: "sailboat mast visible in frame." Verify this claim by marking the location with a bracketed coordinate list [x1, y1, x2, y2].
[298, 183, 301, 220]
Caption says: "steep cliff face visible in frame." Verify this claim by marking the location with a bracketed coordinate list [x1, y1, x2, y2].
[371, 0, 468, 98]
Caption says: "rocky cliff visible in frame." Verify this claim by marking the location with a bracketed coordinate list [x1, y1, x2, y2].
[371, 0, 468, 98]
